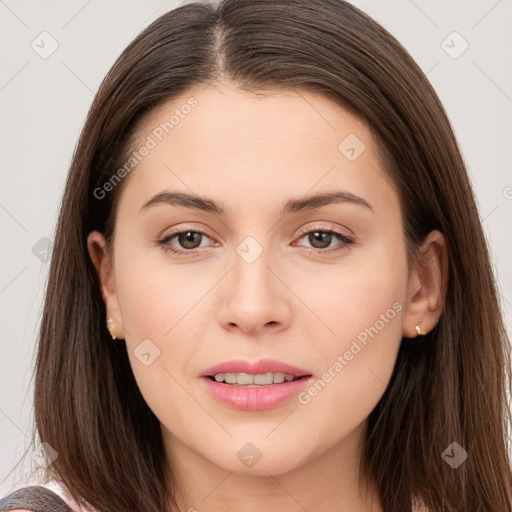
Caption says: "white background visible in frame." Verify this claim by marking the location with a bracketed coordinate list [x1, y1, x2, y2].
[1, 0, 511, 495]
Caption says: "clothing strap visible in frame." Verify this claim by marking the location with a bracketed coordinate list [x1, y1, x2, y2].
[0, 485, 74, 512]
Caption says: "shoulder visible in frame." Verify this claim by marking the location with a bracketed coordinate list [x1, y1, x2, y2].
[0, 485, 75, 511]
[0, 481, 96, 512]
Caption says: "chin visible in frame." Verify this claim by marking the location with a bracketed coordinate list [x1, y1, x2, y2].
[204, 441, 312, 477]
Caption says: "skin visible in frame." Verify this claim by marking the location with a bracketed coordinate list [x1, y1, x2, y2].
[87, 82, 447, 512]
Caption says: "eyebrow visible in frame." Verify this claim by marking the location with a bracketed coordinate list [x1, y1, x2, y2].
[139, 190, 373, 216]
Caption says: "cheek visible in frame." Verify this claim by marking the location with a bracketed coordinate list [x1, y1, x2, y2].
[112, 254, 206, 431]
[294, 243, 407, 424]
[114, 244, 209, 341]
[112, 245, 218, 406]
[294, 243, 406, 346]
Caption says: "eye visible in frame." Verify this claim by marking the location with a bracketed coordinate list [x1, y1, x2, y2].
[156, 228, 216, 255]
[293, 225, 354, 254]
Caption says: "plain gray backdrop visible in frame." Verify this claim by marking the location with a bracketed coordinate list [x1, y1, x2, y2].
[1, 0, 511, 495]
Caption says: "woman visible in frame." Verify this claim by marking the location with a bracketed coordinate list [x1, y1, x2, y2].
[1, 0, 511, 511]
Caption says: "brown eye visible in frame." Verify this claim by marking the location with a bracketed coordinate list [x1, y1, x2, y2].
[308, 231, 333, 249]
[296, 228, 353, 252]
[177, 231, 203, 249]
[157, 229, 215, 255]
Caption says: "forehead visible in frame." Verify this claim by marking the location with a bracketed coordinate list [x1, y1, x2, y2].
[117, 83, 398, 219]
[135, 82, 366, 152]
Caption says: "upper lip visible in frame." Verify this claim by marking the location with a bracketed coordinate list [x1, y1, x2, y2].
[200, 358, 312, 378]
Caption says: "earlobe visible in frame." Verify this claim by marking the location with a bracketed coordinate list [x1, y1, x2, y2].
[402, 230, 449, 339]
[86, 230, 125, 340]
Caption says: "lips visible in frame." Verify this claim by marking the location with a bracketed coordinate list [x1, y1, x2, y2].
[199, 358, 313, 410]
[200, 358, 311, 378]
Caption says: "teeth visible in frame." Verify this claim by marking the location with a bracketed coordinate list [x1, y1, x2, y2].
[212, 372, 299, 385]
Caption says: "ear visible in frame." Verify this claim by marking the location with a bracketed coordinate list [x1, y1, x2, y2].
[402, 230, 449, 338]
[87, 230, 125, 340]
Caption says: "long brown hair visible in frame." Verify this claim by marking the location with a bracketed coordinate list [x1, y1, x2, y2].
[30, 1, 512, 510]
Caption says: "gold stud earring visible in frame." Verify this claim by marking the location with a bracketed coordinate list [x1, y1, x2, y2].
[106, 315, 116, 340]
[414, 320, 425, 337]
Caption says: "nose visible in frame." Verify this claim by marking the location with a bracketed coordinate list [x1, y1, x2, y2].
[217, 246, 292, 337]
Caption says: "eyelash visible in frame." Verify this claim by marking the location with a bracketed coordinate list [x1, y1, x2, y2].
[156, 224, 354, 257]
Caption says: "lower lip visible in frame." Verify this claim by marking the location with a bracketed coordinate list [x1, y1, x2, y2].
[201, 376, 313, 411]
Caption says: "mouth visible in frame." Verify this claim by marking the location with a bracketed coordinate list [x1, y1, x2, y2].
[200, 358, 312, 381]
[199, 359, 313, 410]
[201, 372, 313, 410]
[205, 372, 311, 386]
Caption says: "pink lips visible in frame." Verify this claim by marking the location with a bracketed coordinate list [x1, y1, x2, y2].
[200, 358, 311, 378]
[200, 358, 313, 411]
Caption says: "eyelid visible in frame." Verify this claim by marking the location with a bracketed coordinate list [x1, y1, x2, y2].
[294, 222, 353, 239]
[161, 223, 218, 242]
[160, 222, 352, 243]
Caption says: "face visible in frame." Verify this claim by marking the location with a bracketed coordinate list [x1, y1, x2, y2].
[89, 82, 421, 479]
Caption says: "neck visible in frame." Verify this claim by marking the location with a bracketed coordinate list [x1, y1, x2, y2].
[163, 420, 383, 512]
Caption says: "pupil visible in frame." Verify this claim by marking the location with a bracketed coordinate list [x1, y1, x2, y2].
[179, 231, 201, 249]
[310, 231, 331, 249]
